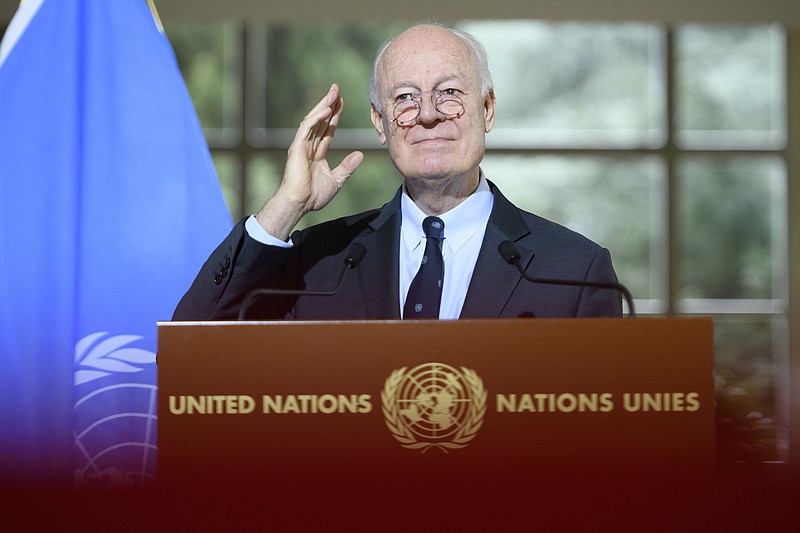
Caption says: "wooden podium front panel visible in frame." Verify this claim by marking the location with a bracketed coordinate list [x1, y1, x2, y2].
[158, 318, 713, 506]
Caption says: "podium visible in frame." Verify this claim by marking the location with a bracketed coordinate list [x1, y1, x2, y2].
[157, 318, 714, 524]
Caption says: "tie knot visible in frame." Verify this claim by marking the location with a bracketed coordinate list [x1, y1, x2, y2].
[422, 216, 444, 240]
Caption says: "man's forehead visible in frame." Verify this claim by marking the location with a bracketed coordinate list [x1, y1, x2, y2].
[385, 27, 470, 63]
[380, 31, 476, 91]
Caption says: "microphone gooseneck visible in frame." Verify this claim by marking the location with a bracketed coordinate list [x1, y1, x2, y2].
[498, 240, 636, 317]
[237, 243, 367, 320]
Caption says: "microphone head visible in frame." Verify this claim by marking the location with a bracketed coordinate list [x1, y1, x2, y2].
[345, 243, 367, 268]
[498, 240, 520, 264]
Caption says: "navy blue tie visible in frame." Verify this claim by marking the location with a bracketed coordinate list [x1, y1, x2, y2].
[404, 216, 445, 319]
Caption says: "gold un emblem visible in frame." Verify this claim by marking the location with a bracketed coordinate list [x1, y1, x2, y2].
[382, 362, 487, 452]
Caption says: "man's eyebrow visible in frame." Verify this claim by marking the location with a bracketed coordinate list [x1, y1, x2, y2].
[388, 75, 464, 93]
[388, 81, 417, 92]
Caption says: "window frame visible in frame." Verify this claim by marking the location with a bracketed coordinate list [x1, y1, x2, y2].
[193, 20, 794, 464]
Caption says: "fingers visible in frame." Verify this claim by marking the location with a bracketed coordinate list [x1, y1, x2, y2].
[308, 83, 339, 120]
[307, 84, 339, 133]
[316, 95, 345, 159]
[308, 86, 340, 143]
[291, 84, 343, 160]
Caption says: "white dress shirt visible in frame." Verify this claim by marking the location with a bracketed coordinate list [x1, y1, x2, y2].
[245, 173, 495, 319]
[399, 174, 493, 319]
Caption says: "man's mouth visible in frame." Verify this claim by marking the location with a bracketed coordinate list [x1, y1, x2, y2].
[411, 136, 452, 145]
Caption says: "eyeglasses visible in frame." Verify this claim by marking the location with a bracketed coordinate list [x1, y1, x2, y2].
[390, 89, 465, 126]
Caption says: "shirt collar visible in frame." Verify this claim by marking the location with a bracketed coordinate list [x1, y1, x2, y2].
[401, 171, 494, 254]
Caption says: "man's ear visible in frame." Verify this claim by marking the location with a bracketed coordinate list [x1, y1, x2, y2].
[370, 104, 387, 145]
[483, 88, 496, 133]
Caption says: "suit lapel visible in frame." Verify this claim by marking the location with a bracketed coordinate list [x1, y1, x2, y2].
[460, 183, 535, 319]
[358, 188, 403, 319]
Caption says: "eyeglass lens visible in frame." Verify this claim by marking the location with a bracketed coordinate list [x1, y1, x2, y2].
[393, 93, 464, 125]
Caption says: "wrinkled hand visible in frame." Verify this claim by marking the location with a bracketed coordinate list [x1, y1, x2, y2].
[256, 84, 364, 240]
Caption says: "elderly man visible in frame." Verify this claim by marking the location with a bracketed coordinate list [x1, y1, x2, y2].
[173, 24, 622, 321]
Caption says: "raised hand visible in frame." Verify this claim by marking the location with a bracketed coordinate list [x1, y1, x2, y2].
[256, 84, 364, 240]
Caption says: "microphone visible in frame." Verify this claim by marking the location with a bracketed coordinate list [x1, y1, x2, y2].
[237, 243, 367, 320]
[498, 240, 636, 317]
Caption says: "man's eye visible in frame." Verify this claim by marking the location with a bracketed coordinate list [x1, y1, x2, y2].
[441, 88, 462, 96]
[396, 93, 416, 102]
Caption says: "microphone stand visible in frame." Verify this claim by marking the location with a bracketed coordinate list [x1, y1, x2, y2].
[237, 244, 366, 320]
[499, 241, 636, 318]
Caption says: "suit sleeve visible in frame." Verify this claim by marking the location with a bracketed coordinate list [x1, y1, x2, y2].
[172, 217, 294, 321]
[575, 247, 624, 318]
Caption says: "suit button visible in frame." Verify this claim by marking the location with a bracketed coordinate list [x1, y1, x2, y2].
[219, 258, 230, 278]
[214, 273, 223, 285]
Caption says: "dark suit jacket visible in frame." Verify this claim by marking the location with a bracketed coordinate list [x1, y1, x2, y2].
[172, 182, 622, 320]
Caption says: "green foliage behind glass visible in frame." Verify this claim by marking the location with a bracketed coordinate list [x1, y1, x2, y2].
[259, 23, 411, 129]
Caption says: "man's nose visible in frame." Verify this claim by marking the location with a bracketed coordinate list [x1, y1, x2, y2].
[416, 93, 444, 124]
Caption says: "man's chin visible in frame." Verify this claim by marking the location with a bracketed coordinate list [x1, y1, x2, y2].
[402, 167, 478, 187]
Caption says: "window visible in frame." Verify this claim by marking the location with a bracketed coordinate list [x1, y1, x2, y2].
[165, 20, 790, 463]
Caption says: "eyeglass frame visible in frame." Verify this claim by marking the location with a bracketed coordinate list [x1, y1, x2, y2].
[389, 89, 466, 126]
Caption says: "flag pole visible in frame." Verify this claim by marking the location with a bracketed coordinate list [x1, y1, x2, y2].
[146, 0, 164, 33]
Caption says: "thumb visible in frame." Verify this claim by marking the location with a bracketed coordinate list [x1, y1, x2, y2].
[333, 151, 364, 184]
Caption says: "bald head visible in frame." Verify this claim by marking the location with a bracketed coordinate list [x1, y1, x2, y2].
[368, 24, 493, 115]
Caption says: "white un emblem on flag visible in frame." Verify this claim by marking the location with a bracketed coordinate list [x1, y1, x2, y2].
[73, 332, 158, 488]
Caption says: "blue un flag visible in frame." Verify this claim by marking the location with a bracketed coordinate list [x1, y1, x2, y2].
[0, 0, 232, 487]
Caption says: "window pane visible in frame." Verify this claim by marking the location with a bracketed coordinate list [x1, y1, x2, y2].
[459, 21, 665, 148]
[244, 154, 283, 217]
[211, 152, 241, 220]
[165, 21, 242, 146]
[715, 317, 784, 462]
[483, 155, 663, 303]
[246, 151, 401, 228]
[249, 23, 409, 132]
[674, 24, 786, 149]
[677, 156, 786, 302]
